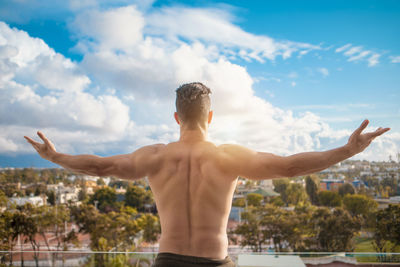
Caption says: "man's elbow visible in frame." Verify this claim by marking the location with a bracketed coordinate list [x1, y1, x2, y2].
[284, 165, 302, 178]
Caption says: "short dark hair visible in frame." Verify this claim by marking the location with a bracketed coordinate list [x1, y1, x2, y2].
[175, 82, 211, 127]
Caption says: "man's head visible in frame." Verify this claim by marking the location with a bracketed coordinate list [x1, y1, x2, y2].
[175, 82, 212, 128]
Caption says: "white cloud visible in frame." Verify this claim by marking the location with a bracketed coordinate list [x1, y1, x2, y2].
[367, 53, 380, 67]
[390, 56, 400, 63]
[335, 43, 381, 67]
[317, 67, 329, 77]
[348, 50, 371, 62]
[71, 6, 145, 51]
[335, 44, 352, 53]
[344, 46, 363, 56]
[0, 22, 133, 155]
[144, 6, 320, 63]
[291, 81, 296, 87]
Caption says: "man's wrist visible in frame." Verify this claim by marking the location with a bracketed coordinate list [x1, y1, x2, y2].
[342, 144, 356, 158]
[48, 151, 61, 163]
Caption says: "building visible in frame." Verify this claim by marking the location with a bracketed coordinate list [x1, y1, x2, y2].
[47, 183, 80, 204]
[319, 179, 344, 191]
[9, 195, 46, 206]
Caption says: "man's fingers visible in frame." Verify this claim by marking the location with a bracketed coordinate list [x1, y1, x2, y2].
[354, 119, 369, 136]
[37, 131, 50, 145]
[365, 127, 390, 139]
[24, 136, 39, 146]
[373, 127, 390, 137]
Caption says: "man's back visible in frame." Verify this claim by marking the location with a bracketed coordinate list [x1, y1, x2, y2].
[148, 141, 238, 260]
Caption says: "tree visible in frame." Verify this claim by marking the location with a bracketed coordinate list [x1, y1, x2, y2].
[305, 176, 319, 205]
[78, 188, 88, 202]
[90, 187, 118, 213]
[343, 194, 377, 218]
[273, 179, 289, 205]
[32, 205, 79, 267]
[338, 183, 355, 197]
[308, 207, 361, 251]
[138, 213, 161, 244]
[10, 210, 35, 267]
[0, 190, 7, 208]
[246, 193, 263, 207]
[71, 204, 143, 267]
[232, 197, 246, 207]
[318, 191, 342, 207]
[232, 205, 302, 252]
[97, 177, 105, 186]
[0, 211, 14, 265]
[125, 185, 153, 212]
[46, 190, 56, 205]
[273, 179, 308, 206]
[260, 204, 300, 252]
[286, 183, 308, 206]
[232, 208, 267, 252]
[372, 204, 400, 260]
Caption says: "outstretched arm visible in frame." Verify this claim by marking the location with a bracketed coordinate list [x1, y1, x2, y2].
[24, 131, 163, 180]
[220, 119, 390, 180]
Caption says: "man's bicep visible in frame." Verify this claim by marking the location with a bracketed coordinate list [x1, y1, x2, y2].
[220, 144, 291, 180]
[101, 145, 163, 180]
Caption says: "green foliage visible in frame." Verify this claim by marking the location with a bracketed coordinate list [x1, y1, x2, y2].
[232, 197, 246, 207]
[97, 177, 105, 186]
[308, 207, 361, 252]
[273, 179, 289, 203]
[269, 196, 284, 207]
[273, 179, 308, 206]
[246, 193, 263, 207]
[232, 204, 361, 252]
[90, 187, 118, 213]
[137, 213, 161, 244]
[0, 190, 7, 207]
[338, 183, 355, 197]
[232, 204, 305, 252]
[318, 191, 342, 207]
[286, 183, 308, 206]
[305, 176, 319, 205]
[125, 185, 153, 212]
[46, 190, 56, 205]
[71, 203, 144, 264]
[373, 204, 400, 256]
[343, 194, 377, 217]
[78, 188, 88, 202]
[231, 207, 266, 252]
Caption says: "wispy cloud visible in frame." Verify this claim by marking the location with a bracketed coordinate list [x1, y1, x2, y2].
[335, 43, 381, 67]
[144, 6, 321, 63]
[335, 44, 352, 53]
[317, 67, 329, 77]
[390, 56, 400, 63]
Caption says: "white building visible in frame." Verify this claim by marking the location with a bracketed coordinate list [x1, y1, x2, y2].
[47, 183, 80, 204]
[9, 196, 45, 206]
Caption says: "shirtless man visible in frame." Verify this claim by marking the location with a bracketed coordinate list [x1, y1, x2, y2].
[25, 82, 390, 267]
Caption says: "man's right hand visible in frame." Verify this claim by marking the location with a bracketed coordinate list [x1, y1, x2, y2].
[346, 119, 390, 155]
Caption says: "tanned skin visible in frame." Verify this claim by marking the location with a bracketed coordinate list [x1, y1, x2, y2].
[25, 112, 389, 260]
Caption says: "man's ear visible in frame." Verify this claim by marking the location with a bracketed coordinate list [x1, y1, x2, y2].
[174, 112, 180, 125]
[208, 110, 213, 124]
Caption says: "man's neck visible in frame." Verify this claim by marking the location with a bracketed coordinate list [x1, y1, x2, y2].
[179, 124, 208, 142]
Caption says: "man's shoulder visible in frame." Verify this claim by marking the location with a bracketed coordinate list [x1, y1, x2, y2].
[135, 143, 166, 155]
[216, 143, 251, 154]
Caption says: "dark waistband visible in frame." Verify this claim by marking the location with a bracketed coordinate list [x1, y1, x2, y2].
[156, 252, 232, 264]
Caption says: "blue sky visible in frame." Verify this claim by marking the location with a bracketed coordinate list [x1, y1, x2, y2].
[0, 0, 399, 167]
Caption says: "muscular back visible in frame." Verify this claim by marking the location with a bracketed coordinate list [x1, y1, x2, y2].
[147, 141, 238, 259]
